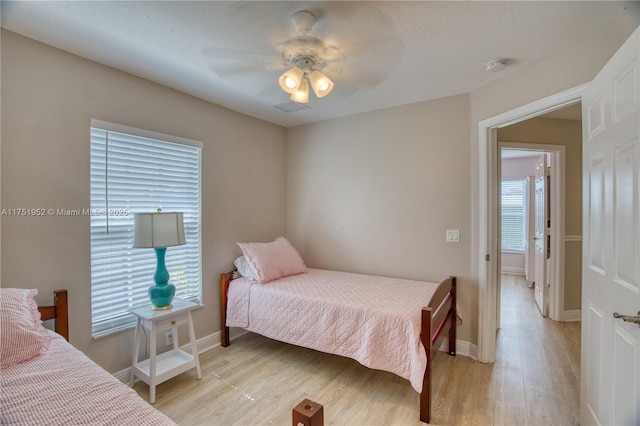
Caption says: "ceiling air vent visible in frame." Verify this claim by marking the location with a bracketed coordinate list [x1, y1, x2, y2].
[273, 101, 310, 113]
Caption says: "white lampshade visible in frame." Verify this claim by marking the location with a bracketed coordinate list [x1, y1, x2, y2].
[289, 78, 309, 103]
[133, 212, 186, 248]
[308, 70, 334, 98]
[278, 67, 304, 94]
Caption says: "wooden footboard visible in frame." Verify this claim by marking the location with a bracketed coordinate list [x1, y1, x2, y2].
[421, 276, 457, 423]
[219, 272, 457, 424]
[38, 289, 69, 341]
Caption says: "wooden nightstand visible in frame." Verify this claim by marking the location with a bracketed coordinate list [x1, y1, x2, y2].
[128, 298, 202, 403]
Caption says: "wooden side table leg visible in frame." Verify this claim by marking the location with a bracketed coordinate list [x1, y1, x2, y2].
[187, 311, 202, 379]
[130, 318, 141, 387]
[149, 323, 157, 404]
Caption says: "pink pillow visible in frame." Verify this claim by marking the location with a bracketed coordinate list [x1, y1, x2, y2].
[237, 237, 307, 284]
[0, 288, 51, 368]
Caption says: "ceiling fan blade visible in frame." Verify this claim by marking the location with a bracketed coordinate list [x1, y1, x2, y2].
[320, 62, 344, 78]
[222, 2, 294, 44]
[264, 58, 288, 71]
[203, 45, 286, 79]
[322, 44, 345, 63]
[320, 62, 389, 97]
[202, 46, 280, 62]
[208, 65, 283, 100]
[210, 64, 277, 79]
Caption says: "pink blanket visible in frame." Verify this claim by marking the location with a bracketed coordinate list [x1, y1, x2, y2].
[226, 268, 439, 392]
[0, 331, 175, 425]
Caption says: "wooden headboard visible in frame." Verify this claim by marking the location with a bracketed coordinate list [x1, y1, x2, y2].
[38, 289, 69, 341]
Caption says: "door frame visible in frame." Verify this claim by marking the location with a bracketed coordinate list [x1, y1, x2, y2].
[498, 142, 566, 326]
[477, 83, 586, 363]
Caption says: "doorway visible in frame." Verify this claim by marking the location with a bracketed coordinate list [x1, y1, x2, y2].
[498, 146, 562, 327]
[477, 84, 586, 364]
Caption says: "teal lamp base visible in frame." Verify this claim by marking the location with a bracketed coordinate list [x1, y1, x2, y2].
[149, 283, 176, 310]
[149, 247, 175, 310]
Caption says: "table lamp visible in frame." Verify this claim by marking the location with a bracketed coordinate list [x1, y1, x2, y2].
[133, 209, 186, 310]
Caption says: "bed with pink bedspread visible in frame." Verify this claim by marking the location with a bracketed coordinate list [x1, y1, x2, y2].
[226, 268, 439, 393]
[220, 243, 457, 424]
[0, 289, 175, 426]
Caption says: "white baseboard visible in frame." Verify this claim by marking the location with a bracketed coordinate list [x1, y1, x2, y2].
[563, 310, 582, 322]
[114, 368, 131, 383]
[439, 338, 478, 361]
[501, 267, 525, 275]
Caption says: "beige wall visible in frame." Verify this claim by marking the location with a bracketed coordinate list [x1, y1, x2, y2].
[287, 94, 474, 343]
[498, 117, 583, 311]
[0, 30, 287, 373]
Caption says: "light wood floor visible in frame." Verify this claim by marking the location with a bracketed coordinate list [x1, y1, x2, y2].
[134, 274, 580, 425]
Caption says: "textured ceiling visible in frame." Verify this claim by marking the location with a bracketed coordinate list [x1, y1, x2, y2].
[1, 1, 636, 127]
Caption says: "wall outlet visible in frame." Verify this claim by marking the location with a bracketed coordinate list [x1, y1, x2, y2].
[165, 331, 174, 346]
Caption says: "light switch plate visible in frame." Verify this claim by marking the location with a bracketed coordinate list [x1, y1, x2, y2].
[446, 229, 460, 243]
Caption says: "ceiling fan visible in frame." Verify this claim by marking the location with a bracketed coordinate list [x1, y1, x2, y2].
[277, 10, 341, 103]
[204, 3, 401, 103]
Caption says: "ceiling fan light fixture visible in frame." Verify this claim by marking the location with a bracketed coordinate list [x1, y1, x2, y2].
[284, 76, 297, 89]
[277, 10, 339, 102]
[289, 78, 309, 103]
[279, 67, 304, 94]
[309, 70, 334, 98]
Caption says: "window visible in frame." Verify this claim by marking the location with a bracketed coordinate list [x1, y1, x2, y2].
[90, 120, 202, 338]
[501, 179, 527, 253]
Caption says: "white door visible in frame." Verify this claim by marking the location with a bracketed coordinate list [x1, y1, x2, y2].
[534, 155, 548, 316]
[581, 27, 639, 426]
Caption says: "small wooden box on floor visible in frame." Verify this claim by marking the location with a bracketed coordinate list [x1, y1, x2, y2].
[292, 399, 324, 426]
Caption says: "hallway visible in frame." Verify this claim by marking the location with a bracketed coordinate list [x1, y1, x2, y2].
[496, 273, 581, 424]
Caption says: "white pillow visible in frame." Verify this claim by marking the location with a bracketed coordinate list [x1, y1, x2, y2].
[234, 255, 259, 281]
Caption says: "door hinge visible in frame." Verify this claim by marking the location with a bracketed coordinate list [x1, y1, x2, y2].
[485, 254, 490, 261]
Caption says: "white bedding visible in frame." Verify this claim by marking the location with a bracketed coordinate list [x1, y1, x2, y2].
[226, 268, 439, 392]
[0, 331, 175, 425]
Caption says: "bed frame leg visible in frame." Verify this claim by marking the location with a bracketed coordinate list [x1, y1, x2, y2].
[420, 308, 432, 423]
[420, 373, 431, 423]
[220, 272, 233, 347]
[221, 326, 230, 347]
[448, 276, 457, 356]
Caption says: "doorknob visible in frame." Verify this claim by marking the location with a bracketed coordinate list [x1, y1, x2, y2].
[613, 311, 640, 326]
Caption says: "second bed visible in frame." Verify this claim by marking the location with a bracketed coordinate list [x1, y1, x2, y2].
[220, 267, 456, 423]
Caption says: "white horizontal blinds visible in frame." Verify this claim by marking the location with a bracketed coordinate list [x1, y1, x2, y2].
[501, 179, 526, 253]
[90, 124, 202, 338]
